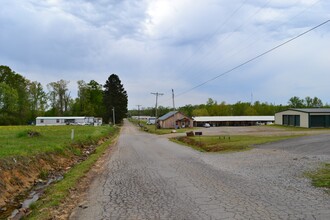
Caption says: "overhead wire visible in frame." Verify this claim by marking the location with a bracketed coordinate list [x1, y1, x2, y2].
[186, 0, 322, 87]
[179, 0, 273, 81]
[174, 19, 330, 98]
[159, 0, 273, 106]
[174, 0, 249, 72]
[156, 1, 327, 107]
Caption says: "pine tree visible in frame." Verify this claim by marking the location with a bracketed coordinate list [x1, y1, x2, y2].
[103, 74, 128, 124]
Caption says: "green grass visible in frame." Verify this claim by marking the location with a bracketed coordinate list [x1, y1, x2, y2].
[172, 135, 302, 153]
[25, 127, 120, 220]
[306, 163, 330, 190]
[0, 125, 113, 158]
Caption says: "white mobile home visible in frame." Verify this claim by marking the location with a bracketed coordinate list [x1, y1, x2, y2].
[36, 116, 99, 126]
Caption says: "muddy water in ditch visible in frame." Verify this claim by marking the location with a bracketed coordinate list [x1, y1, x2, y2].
[0, 175, 63, 220]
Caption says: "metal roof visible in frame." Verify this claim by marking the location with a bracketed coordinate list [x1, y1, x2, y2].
[193, 116, 274, 122]
[36, 116, 90, 119]
[288, 108, 330, 113]
[158, 111, 178, 121]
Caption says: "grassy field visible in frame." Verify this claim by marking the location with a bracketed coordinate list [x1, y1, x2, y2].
[0, 125, 119, 219]
[172, 135, 302, 152]
[0, 125, 114, 158]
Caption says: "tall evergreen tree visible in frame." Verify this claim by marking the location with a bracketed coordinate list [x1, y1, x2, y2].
[103, 74, 128, 124]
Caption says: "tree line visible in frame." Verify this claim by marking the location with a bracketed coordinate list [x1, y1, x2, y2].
[0, 65, 127, 125]
[129, 96, 329, 118]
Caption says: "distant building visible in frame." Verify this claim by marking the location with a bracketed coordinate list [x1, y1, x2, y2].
[36, 116, 102, 126]
[147, 117, 156, 125]
[193, 116, 274, 127]
[158, 111, 193, 129]
[131, 116, 152, 121]
[275, 108, 330, 128]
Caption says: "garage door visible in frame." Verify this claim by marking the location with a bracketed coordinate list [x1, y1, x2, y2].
[310, 115, 325, 127]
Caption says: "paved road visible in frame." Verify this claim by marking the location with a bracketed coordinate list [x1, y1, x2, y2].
[257, 133, 330, 155]
[70, 121, 330, 220]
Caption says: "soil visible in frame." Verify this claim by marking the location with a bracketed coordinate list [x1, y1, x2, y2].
[0, 140, 109, 219]
[0, 154, 73, 211]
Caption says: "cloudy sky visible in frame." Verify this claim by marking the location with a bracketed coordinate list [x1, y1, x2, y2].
[1, 0, 330, 109]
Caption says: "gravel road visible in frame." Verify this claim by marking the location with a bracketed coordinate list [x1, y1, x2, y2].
[70, 120, 330, 220]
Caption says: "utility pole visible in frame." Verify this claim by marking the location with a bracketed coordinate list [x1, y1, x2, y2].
[137, 104, 141, 125]
[151, 92, 164, 128]
[172, 89, 177, 129]
[112, 107, 115, 125]
[172, 89, 175, 111]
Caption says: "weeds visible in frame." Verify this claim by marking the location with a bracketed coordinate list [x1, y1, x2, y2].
[306, 163, 330, 189]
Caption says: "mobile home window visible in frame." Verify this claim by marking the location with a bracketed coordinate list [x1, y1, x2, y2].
[40, 119, 44, 123]
[56, 119, 60, 123]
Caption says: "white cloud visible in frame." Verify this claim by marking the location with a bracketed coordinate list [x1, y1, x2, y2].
[1, 0, 329, 109]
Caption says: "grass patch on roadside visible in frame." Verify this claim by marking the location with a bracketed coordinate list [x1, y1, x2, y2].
[306, 163, 330, 190]
[26, 127, 120, 220]
[171, 135, 301, 153]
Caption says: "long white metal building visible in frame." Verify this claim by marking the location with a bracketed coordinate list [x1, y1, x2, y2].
[193, 116, 274, 127]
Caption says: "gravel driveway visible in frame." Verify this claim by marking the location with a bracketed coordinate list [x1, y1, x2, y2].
[70, 121, 330, 220]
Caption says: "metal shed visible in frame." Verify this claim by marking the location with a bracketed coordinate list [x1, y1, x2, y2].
[275, 108, 330, 128]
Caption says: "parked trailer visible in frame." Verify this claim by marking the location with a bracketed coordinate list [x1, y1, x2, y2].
[36, 116, 101, 126]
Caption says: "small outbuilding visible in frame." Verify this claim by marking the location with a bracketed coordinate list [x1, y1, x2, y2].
[275, 108, 330, 128]
[158, 111, 193, 129]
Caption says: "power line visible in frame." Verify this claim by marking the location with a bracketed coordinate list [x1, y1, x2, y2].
[175, 0, 249, 72]
[151, 92, 164, 119]
[199, 0, 322, 78]
[179, 0, 272, 81]
[175, 19, 330, 98]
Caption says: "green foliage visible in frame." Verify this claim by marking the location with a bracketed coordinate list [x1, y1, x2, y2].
[47, 79, 71, 116]
[73, 80, 104, 117]
[103, 74, 128, 124]
[0, 65, 127, 125]
[129, 95, 326, 119]
[288, 96, 323, 108]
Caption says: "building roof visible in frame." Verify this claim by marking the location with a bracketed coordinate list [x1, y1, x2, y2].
[288, 108, 330, 113]
[158, 111, 178, 121]
[36, 116, 91, 120]
[193, 116, 274, 122]
[275, 108, 330, 114]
